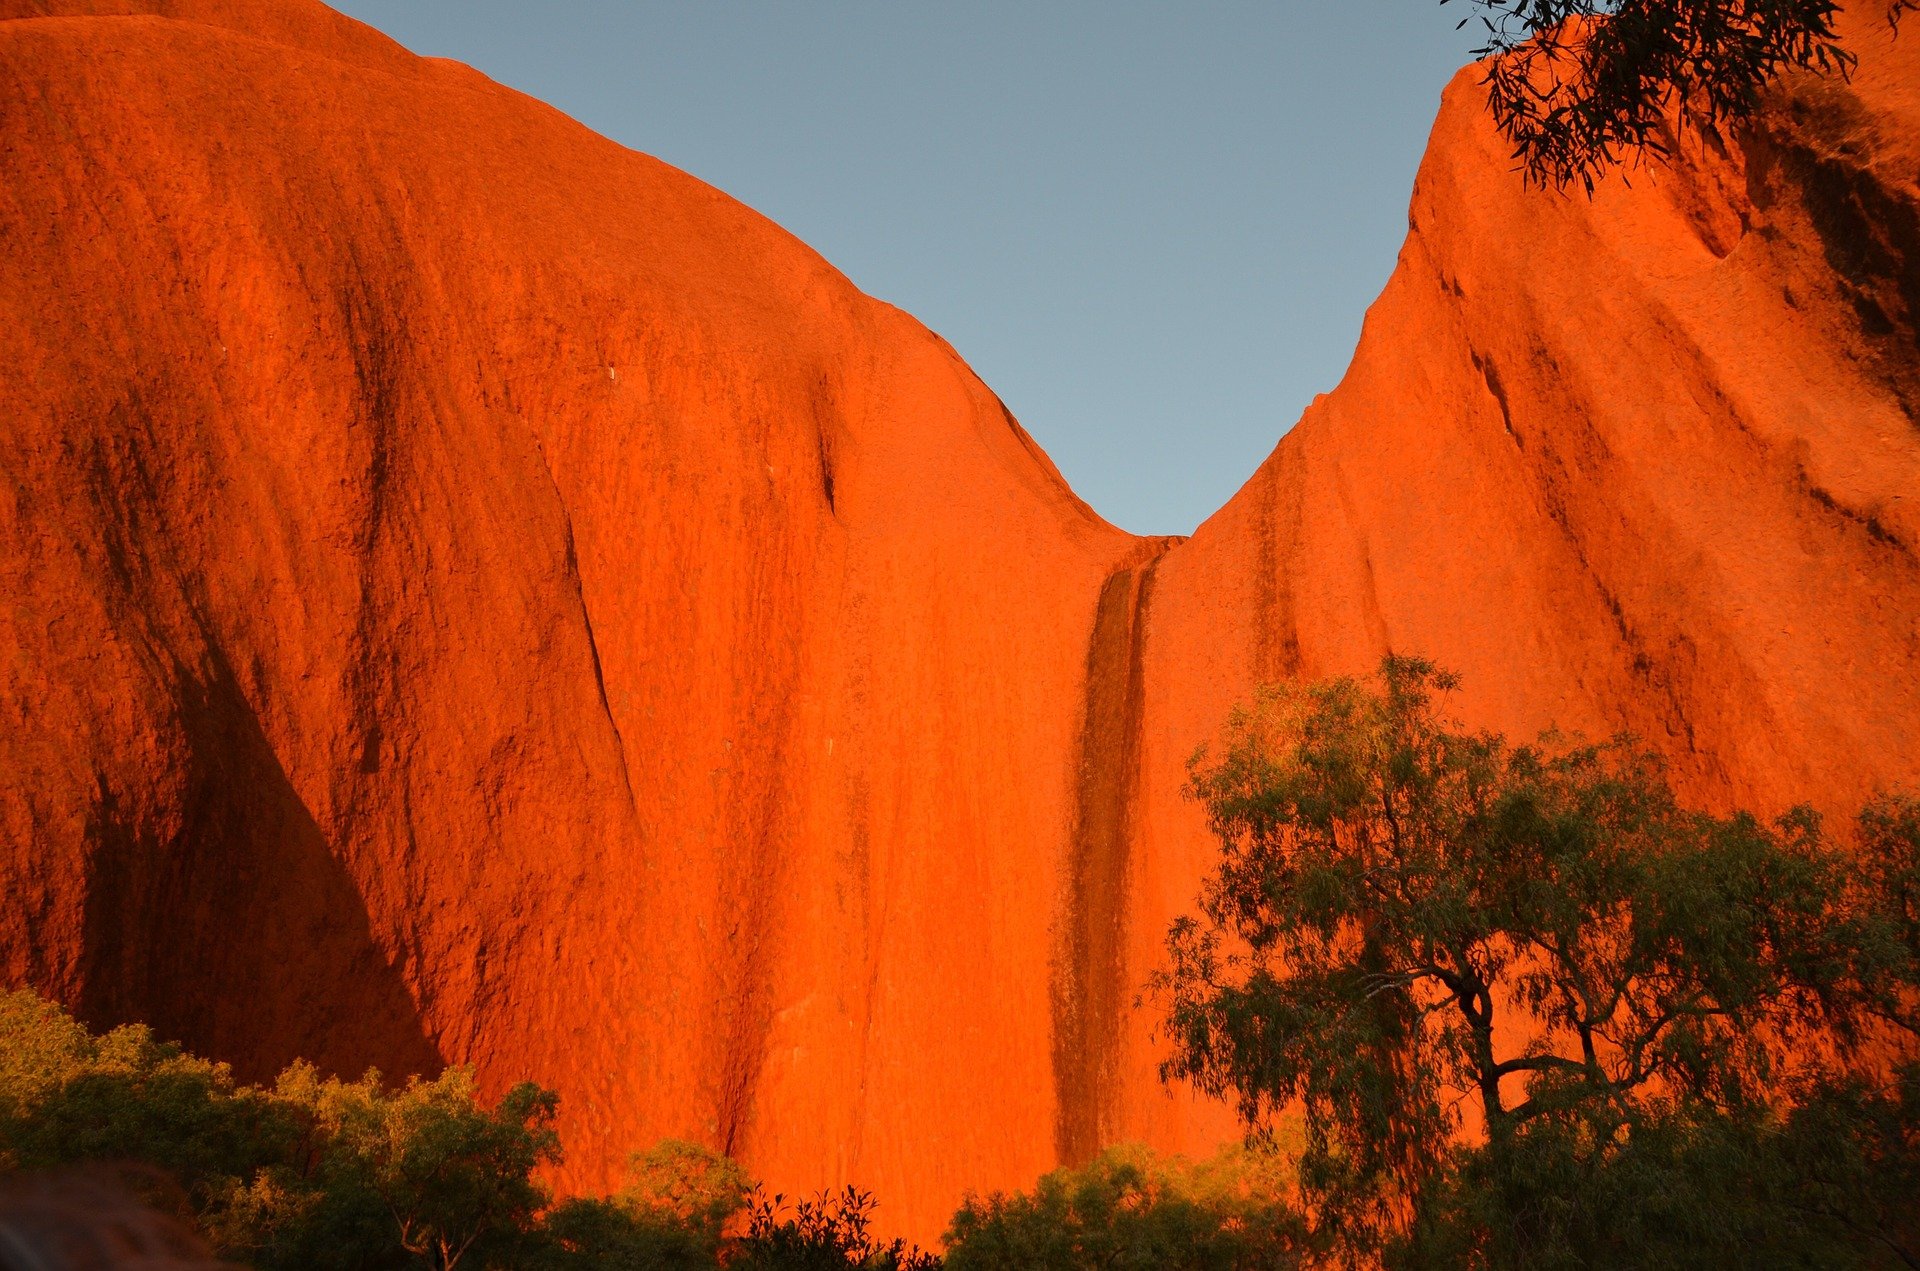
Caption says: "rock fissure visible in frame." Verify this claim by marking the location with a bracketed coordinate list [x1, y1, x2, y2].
[1054, 546, 1165, 1166]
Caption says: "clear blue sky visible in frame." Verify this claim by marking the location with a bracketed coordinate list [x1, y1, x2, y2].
[329, 2, 1485, 535]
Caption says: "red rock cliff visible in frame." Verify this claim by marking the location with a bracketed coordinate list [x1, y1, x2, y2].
[1116, 3, 1920, 1157]
[1, 0, 1915, 1239]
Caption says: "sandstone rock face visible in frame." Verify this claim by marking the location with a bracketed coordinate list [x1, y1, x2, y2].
[1116, 4, 1920, 1156]
[1, 0, 1915, 1239]
[0, 0, 1146, 1232]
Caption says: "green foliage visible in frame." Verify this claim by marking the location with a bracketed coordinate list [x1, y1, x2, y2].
[537, 1140, 752, 1269]
[537, 1195, 714, 1270]
[1157, 656, 1920, 1263]
[943, 1142, 1305, 1271]
[1440, 0, 1913, 191]
[618, 1139, 752, 1248]
[260, 1064, 561, 1270]
[1402, 1064, 1920, 1268]
[0, 990, 563, 1269]
[1858, 792, 1920, 1009]
[8, 710, 1913, 1270]
[0, 989, 299, 1234]
[0, 993, 947, 1267]
[731, 1187, 939, 1271]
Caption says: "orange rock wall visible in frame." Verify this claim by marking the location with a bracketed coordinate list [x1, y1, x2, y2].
[1116, 4, 1920, 1155]
[1, 0, 1916, 1240]
[0, 0, 1145, 1235]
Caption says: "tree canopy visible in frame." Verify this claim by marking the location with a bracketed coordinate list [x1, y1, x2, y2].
[1156, 656, 1920, 1266]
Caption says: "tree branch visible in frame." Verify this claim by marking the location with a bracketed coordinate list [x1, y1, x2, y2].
[1493, 1053, 1589, 1079]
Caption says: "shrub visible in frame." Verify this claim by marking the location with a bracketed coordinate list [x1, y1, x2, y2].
[262, 1063, 561, 1270]
[537, 1139, 751, 1270]
[0, 988, 300, 1241]
[943, 1142, 1305, 1271]
[0, 990, 563, 1269]
[732, 1186, 940, 1271]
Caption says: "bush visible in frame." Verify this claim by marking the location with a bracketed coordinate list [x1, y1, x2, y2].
[620, 1139, 752, 1250]
[538, 1140, 751, 1269]
[0, 988, 301, 1248]
[537, 1194, 713, 1270]
[0, 990, 563, 1269]
[732, 1186, 940, 1271]
[0, 991, 947, 1268]
[259, 1063, 561, 1270]
[943, 1143, 1305, 1271]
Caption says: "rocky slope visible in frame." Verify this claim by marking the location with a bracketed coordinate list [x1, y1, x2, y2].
[1, 0, 1915, 1238]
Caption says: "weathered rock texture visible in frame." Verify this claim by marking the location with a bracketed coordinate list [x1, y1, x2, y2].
[1, 0, 1915, 1239]
[1116, 4, 1920, 1157]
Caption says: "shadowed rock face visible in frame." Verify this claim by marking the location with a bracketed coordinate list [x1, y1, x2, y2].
[1, 0, 1915, 1240]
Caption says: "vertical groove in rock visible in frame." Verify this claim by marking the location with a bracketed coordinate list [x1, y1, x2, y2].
[1053, 550, 1162, 1166]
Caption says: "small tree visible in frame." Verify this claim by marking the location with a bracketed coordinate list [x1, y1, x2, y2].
[285, 1064, 560, 1271]
[1156, 656, 1912, 1261]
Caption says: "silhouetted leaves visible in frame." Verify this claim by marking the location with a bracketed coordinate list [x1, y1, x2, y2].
[733, 1187, 939, 1271]
[1441, 0, 1914, 191]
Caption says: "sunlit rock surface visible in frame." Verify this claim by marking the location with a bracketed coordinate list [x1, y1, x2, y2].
[2, 0, 1914, 1239]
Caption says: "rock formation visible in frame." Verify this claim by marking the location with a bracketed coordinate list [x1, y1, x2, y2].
[1, 0, 1914, 1239]
[1120, 3, 1920, 1156]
